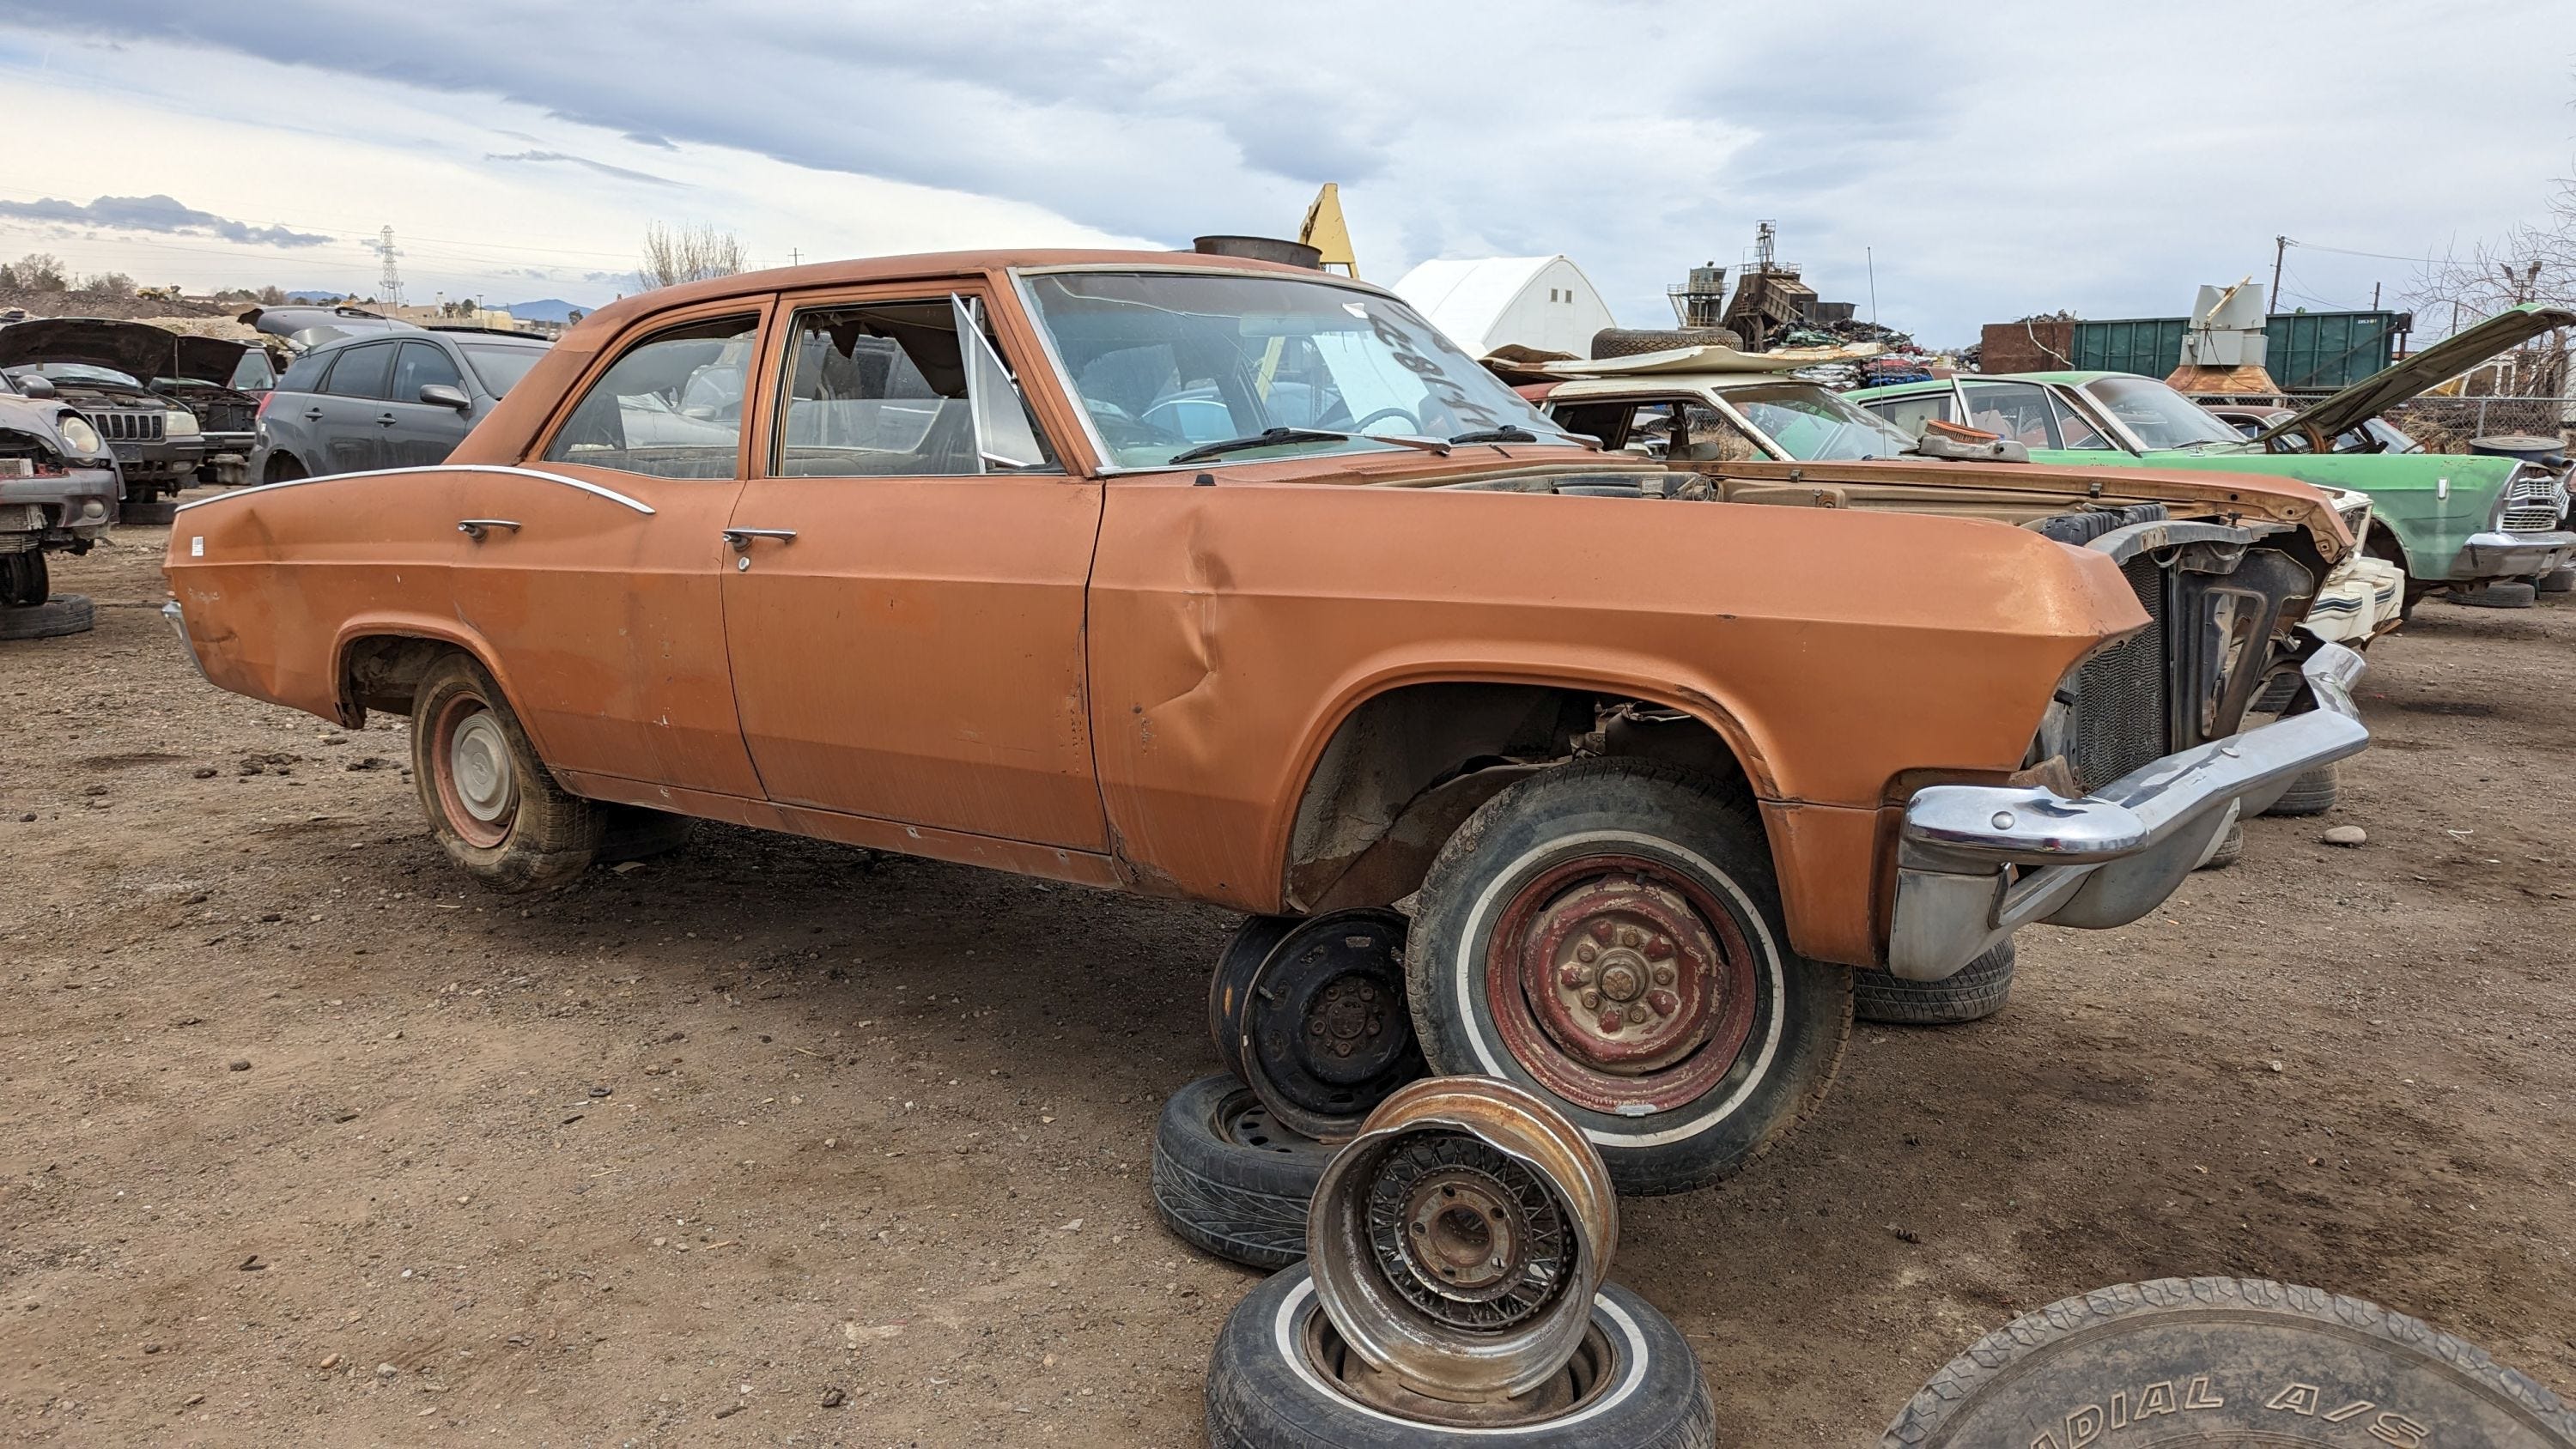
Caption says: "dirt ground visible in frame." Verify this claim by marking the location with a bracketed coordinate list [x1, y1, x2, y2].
[4, 502, 2573, 1446]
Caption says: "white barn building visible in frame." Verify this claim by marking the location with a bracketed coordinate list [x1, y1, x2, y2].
[1392, 256, 1618, 358]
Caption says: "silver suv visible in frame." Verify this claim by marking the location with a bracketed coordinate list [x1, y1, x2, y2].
[249, 328, 549, 481]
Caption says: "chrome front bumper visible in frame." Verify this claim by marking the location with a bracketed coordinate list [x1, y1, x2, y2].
[1886, 643, 2370, 981]
[2454, 530, 2576, 581]
[162, 599, 212, 682]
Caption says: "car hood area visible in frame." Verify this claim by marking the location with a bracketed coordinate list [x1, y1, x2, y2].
[2256, 301, 2576, 444]
[0, 317, 252, 387]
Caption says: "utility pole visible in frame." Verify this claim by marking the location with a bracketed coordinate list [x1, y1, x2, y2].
[790, 248, 800, 267]
[2269, 234, 2287, 310]
[376, 225, 404, 308]
[1866, 246, 1878, 330]
[2371, 282, 2380, 311]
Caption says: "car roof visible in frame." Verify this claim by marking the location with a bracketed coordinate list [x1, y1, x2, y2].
[1850, 370, 2124, 399]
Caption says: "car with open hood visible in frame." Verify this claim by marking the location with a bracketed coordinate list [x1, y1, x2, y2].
[0, 374, 119, 606]
[1849, 304, 2576, 612]
[1507, 344, 2403, 650]
[0, 318, 271, 507]
[162, 249, 2368, 1195]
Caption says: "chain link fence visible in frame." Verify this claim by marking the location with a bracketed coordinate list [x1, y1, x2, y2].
[2382, 396, 2573, 453]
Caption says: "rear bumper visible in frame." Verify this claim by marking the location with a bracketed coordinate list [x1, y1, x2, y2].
[2452, 530, 2576, 581]
[1886, 643, 2369, 981]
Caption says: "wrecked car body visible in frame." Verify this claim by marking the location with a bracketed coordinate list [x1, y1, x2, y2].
[1517, 348, 2403, 649]
[162, 250, 2367, 1191]
[1850, 310, 2576, 606]
[0, 318, 270, 506]
[0, 382, 119, 605]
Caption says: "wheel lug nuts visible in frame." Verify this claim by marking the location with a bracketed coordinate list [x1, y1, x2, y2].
[1589, 921, 1614, 944]
[1648, 988, 1680, 1016]
[1624, 1003, 1646, 1025]
[1617, 925, 1642, 948]
[1574, 943, 1597, 964]
[1652, 964, 1674, 986]
[1579, 989, 1601, 1009]
[1596, 1009, 1624, 1034]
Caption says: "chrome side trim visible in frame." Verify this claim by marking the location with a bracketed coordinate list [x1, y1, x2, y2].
[173, 464, 656, 516]
[161, 599, 211, 683]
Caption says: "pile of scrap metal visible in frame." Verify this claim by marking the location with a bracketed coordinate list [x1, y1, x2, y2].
[0, 318, 275, 508]
[1197, 1076, 1714, 1446]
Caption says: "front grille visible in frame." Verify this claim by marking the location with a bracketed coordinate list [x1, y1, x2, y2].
[2064, 555, 2169, 791]
[92, 409, 166, 442]
[2500, 467, 2567, 534]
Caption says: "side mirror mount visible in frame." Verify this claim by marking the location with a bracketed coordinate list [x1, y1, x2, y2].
[419, 383, 471, 411]
[16, 373, 55, 399]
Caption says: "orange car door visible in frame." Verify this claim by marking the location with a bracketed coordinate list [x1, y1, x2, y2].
[718, 287, 1107, 851]
[444, 301, 770, 800]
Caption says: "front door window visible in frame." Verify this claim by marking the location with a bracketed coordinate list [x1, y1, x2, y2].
[774, 296, 1058, 476]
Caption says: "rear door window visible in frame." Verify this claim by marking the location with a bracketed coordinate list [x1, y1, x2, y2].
[1865, 391, 1953, 438]
[1959, 381, 2061, 447]
[390, 341, 465, 403]
[543, 315, 759, 479]
[321, 343, 396, 400]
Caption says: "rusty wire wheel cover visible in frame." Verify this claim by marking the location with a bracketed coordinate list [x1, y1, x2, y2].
[1363, 1130, 1572, 1332]
[1485, 852, 1758, 1114]
[428, 691, 517, 850]
[1307, 1076, 1617, 1402]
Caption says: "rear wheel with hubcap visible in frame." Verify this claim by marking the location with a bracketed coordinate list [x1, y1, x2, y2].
[409, 652, 605, 891]
[1407, 760, 1850, 1197]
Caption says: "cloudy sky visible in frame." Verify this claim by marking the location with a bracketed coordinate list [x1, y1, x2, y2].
[0, 2, 2567, 343]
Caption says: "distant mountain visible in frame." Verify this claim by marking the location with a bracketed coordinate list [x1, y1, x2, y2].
[284, 290, 356, 304]
[495, 298, 589, 324]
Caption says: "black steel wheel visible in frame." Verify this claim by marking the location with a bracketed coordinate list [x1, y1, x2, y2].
[1883, 1277, 2576, 1447]
[1150, 1075, 1337, 1270]
[1206, 1265, 1715, 1448]
[1218, 908, 1427, 1142]
[2, 551, 48, 607]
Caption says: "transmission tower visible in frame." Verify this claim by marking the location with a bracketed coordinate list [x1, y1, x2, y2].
[374, 225, 404, 307]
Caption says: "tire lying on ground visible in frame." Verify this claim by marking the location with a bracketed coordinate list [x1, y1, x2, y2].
[2453, 580, 2539, 609]
[2540, 565, 2576, 594]
[1406, 759, 1851, 1197]
[1207, 1264, 1715, 1449]
[0, 594, 94, 640]
[1851, 940, 2014, 1027]
[1881, 1276, 2576, 1448]
[1150, 1075, 1337, 1270]
[2263, 762, 2340, 817]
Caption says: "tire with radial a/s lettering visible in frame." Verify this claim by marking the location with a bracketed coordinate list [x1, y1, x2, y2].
[1881, 1276, 2576, 1448]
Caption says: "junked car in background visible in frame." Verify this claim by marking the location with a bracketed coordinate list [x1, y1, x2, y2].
[0, 370, 118, 615]
[1510, 345, 2404, 652]
[0, 318, 224, 517]
[1849, 304, 2576, 615]
[165, 249, 2368, 1196]
[249, 326, 550, 481]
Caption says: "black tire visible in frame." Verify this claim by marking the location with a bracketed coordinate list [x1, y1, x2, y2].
[1407, 759, 1851, 1197]
[2264, 762, 2340, 818]
[596, 803, 696, 863]
[408, 652, 604, 891]
[122, 497, 178, 526]
[2539, 566, 2576, 594]
[2, 550, 49, 607]
[1149, 1075, 1336, 1270]
[1210, 914, 1300, 1075]
[2454, 581, 2538, 609]
[0, 593, 93, 640]
[1591, 326, 1743, 359]
[265, 452, 308, 484]
[2195, 817, 2245, 870]
[1853, 941, 2014, 1026]
[1208, 1265, 1715, 1448]
[1882, 1276, 2576, 1448]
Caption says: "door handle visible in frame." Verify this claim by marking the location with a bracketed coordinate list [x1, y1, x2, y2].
[721, 528, 798, 550]
[375, 413, 398, 427]
[302, 409, 325, 421]
[457, 518, 521, 541]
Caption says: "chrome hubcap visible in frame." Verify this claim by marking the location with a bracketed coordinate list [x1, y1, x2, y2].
[448, 712, 516, 823]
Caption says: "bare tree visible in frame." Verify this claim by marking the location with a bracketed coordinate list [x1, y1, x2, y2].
[639, 223, 745, 290]
[1, 252, 68, 291]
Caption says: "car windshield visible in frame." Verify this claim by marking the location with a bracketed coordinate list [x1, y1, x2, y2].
[459, 343, 544, 398]
[11, 361, 143, 388]
[2075, 375, 2246, 450]
[1722, 382, 1916, 460]
[2341, 416, 2424, 454]
[1020, 270, 1582, 468]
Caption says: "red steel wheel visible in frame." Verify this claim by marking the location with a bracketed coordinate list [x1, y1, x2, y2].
[1485, 858, 1758, 1115]
[406, 652, 605, 892]
[426, 690, 519, 849]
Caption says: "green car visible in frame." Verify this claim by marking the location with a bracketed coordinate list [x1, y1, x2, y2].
[1849, 304, 2575, 605]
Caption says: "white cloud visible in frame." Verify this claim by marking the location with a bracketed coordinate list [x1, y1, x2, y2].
[0, 3, 2566, 338]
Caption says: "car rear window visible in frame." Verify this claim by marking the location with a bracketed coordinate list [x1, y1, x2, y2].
[276, 352, 331, 392]
[322, 343, 397, 400]
[459, 343, 544, 398]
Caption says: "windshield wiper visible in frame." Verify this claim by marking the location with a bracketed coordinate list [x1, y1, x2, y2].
[1166, 427, 1453, 465]
[1449, 425, 1540, 445]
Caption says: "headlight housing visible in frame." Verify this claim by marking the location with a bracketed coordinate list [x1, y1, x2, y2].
[58, 414, 103, 455]
[163, 407, 202, 439]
